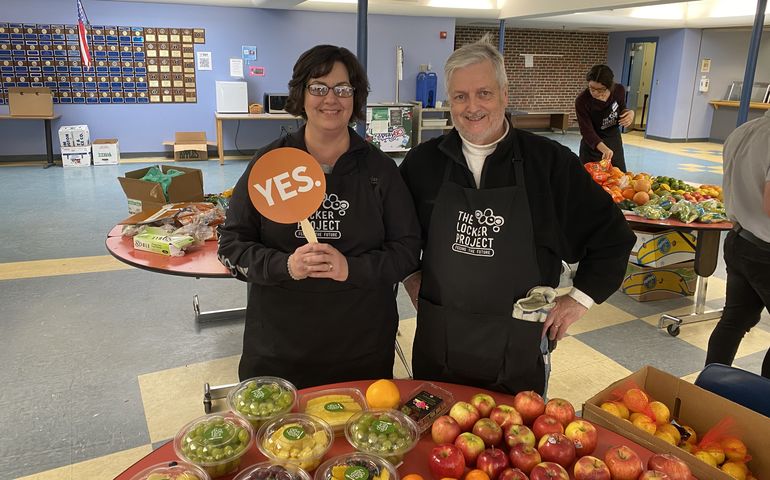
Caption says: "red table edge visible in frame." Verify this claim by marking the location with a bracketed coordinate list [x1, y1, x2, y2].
[115, 379, 661, 480]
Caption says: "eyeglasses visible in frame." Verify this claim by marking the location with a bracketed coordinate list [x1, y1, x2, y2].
[588, 85, 608, 94]
[307, 83, 355, 98]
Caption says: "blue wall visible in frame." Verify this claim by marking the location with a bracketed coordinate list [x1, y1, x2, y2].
[1, 0, 455, 156]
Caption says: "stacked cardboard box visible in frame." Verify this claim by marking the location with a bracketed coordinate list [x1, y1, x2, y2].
[92, 139, 120, 165]
[58, 125, 91, 167]
[621, 227, 697, 301]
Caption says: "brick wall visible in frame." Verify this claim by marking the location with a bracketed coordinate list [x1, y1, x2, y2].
[455, 27, 609, 127]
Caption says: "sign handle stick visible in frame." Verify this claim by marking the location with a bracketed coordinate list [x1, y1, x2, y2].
[300, 218, 318, 243]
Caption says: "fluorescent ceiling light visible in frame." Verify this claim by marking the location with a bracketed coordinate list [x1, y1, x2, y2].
[427, 0, 496, 8]
[629, 4, 686, 20]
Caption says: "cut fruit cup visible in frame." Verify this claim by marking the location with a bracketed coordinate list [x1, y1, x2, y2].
[344, 409, 420, 467]
[227, 376, 298, 429]
[297, 387, 368, 436]
[314, 452, 399, 480]
[257, 413, 334, 472]
[173, 411, 254, 479]
[232, 461, 313, 480]
[129, 460, 211, 480]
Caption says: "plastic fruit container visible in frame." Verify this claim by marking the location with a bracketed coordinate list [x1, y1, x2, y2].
[314, 453, 398, 480]
[228, 376, 298, 429]
[344, 409, 419, 466]
[233, 461, 312, 480]
[298, 388, 367, 436]
[398, 382, 455, 435]
[130, 461, 211, 480]
[257, 413, 334, 472]
[173, 411, 254, 478]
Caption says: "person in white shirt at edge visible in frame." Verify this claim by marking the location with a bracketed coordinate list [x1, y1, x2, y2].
[705, 109, 770, 379]
[399, 34, 635, 395]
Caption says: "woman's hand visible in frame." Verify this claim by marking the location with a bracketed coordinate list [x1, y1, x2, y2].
[297, 242, 349, 281]
[597, 142, 614, 161]
[619, 109, 635, 128]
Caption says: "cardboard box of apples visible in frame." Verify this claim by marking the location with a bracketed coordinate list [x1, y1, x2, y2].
[582, 366, 770, 480]
[425, 389, 696, 480]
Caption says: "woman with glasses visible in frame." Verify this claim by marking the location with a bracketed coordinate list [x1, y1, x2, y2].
[575, 64, 634, 172]
[218, 45, 421, 388]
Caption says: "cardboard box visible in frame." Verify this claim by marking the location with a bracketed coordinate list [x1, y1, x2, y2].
[162, 131, 215, 161]
[91, 139, 120, 165]
[631, 228, 697, 267]
[118, 165, 204, 214]
[583, 366, 770, 480]
[60, 146, 91, 168]
[58, 125, 91, 147]
[8, 87, 54, 117]
[621, 261, 696, 302]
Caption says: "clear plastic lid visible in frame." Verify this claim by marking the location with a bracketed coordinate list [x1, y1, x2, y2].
[257, 413, 334, 472]
[129, 460, 211, 480]
[344, 409, 419, 465]
[298, 388, 367, 435]
[173, 411, 254, 478]
[314, 453, 399, 480]
[398, 382, 455, 434]
[232, 461, 313, 480]
[228, 376, 298, 428]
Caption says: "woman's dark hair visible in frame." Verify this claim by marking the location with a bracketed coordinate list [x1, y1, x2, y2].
[585, 64, 615, 90]
[285, 45, 370, 122]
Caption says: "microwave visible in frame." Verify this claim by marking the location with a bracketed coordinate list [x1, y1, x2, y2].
[264, 93, 289, 114]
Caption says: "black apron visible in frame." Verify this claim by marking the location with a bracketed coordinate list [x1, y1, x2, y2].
[413, 135, 550, 395]
[579, 97, 626, 172]
[239, 156, 398, 389]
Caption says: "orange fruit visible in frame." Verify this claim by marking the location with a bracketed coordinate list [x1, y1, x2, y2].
[366, 379, 401, 409]
[632, 191, 650, 206]
[403, 475, 425, 480]
[465, 470, 490, 480]
[622, 188, 636, 200]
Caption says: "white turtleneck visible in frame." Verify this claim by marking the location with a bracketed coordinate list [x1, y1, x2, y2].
[459, 121, 510, 188]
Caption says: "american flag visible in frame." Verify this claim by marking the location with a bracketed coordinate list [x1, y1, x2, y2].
[77, 0, 92, 69]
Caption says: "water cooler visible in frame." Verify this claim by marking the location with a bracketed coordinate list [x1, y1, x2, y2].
[416, 71, 437, 108]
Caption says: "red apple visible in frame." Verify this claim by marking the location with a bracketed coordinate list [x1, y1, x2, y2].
[454, 432, 486, 467]
[544, 398, 575, 427]
[638, 472, 671, 479]
[489, 404, 523, 430]
[428, 444, 466, 480]
[573, 456, 611, 480]
[513, 391, 545, 425]
[504, 424, 536, 449]
[473, 418, 504, 447]
[470, 393, 497, 418]
[449, 401, 481, 432]
[564, 419, 598, 457]
[529, 462, 569, 480]
[647, 453, 692, 480]
[532, 414, 564, 440]
[477, 447, 509, 480]
[537, 433, 576, 469]
[497, 468, 528, 480]
[432, 415, 462, 444]
[604, 445, 643, 480]
[508, 443, 541, 475]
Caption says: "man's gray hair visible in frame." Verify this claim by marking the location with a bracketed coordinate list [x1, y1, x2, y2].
[444, 33, 508, 95]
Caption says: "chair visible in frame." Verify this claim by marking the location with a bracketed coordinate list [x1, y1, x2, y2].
[695, 363, 770, 417]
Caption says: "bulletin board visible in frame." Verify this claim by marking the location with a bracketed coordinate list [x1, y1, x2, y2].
[0, 23, 205, 105]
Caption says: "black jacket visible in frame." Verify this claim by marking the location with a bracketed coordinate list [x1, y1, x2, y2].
[218, 126, 421, 289]
[399, 122, 635, 304]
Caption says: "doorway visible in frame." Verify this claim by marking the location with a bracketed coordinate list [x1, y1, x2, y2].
[623, 39, 658, 132]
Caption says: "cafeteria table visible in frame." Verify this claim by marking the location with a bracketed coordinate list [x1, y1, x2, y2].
[623, 213, 733, 336]
[115, 379, 661, 480]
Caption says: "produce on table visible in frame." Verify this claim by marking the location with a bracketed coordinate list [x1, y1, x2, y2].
[365, 379, 402, 409]
[314, 452, 397, 480]
[233, 462, 312, 480]
[174, 412, 254, 478]
[301, 388, 366, 433]
[399, 382, 454, 435]
[258, 414, 333, 471]
[131, 461, 210, 480]
[345, 409, 420, 465]
[228, 376, 297, 428]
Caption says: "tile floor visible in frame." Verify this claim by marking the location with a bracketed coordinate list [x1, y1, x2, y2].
[2, 132, 768, 480]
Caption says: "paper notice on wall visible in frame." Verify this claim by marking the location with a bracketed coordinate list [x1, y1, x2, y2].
[196, 51, 212, 71]
[230, 58, 244, 78]
[242, 45, 257, 61]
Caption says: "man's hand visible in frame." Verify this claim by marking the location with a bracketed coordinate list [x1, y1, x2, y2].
[541, 295, 588, 341]
[619, 109, 635, 128]
[597, 142, 614, 161]
[402, 271, 422, 310]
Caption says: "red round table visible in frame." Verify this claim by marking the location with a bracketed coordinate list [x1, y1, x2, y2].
[114, 380, 659, 480]
[622, 212, 733, 336]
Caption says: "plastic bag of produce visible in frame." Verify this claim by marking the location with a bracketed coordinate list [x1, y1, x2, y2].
[670, 201, 700, 223]
[692, 416, 752, 464]
[633, 203, 671, 220]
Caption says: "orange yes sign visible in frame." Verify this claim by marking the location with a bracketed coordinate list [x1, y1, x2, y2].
[248, 147, 326, 225]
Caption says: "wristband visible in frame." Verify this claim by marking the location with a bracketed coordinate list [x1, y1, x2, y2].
[287, 255, 300, 280]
